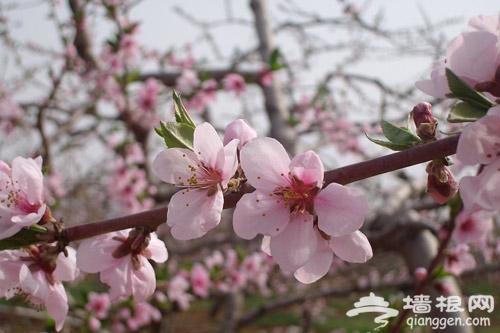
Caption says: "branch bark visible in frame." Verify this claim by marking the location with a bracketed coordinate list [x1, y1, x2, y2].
[250, 0, 297, 154]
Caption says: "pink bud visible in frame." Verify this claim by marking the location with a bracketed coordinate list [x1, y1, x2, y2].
[426, 161, 459, 204]
[412, 102, 437, 141]
[223, 119, 257, 148]
[413, 267, 428, 281]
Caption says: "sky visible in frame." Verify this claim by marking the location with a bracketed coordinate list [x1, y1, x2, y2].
[1, 0, 499, 164]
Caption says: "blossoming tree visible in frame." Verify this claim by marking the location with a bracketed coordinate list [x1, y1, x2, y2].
[0, 0, 499, 332]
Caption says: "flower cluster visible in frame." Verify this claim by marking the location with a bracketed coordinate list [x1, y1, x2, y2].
[153, 119, 373, 284]
[456, 105, 500, 213]
[0, 156, 50, 239]
[77, 228, 168, 303]
[416, 14, 500, 101]
[164, 248, 273, 311]
[4, 11, 500, 331]
[415, 13, 500, 277]
[0, 244, 79, 331]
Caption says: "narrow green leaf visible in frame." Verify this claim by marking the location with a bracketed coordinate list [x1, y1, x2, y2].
[365, 133, 415, 151]
[160, 121, 195, 150]
[447, 102, 488, 123]
[172, 91, 196, 128]
[0, 225, 47, 251]
[381, 119, 422, 144]
[445, 68, 495, 110]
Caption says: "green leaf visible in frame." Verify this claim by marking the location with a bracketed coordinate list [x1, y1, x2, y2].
[445, 68, 495, 110]
[381, 119, 422, 144]
[365, 133, 416, 151]
[0, 225, 47, 251]
[172, 90, 196, 128]
[447, 102, 488, 123]
[269, 48, 285, 71]
[447, 191, 462, 222]
[432, 264, 454, 279]
[159, 121, 195, 150]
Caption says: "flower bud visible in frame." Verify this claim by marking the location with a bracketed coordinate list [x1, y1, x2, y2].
[426, 160, 459, 204]
[412, 102, 437, 141]
[223, 119, 257, 149]
[413, 267, 428, 282]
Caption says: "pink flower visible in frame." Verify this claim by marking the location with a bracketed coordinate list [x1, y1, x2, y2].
[126, 302, 161, 331]
[167, 274, 193, 310]
[76, 228, 168, 302]
[223, 119, 257, 149]
[223, 73, 246, 96]
[444, 244, 476, 276]
[153, 122, 239, 240]
[416, 14, 500, 99]
[233, 137, 372, 283]
[176, 69, 200, 94]
[0, 245, 79, 331]
[0, 156, 49, 239]
[452, 210, 493, 245]
[85, 292, 111, 319]
[136, 78, 161, 113]
[190, 263, 211, 298]
[456, 105, 500, 212]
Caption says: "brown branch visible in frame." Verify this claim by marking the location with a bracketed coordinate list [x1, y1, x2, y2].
[61, 134, 459, 243]
[250, 0, 297, 154]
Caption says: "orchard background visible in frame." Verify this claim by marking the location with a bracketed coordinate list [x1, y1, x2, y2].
[0, 0, 499, 332]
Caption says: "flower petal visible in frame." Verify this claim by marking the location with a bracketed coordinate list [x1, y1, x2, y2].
[45, 282, 69, 332]
[289, 150, 324, 187]
[193, 122, 224, 169]
[12, 157, 44, 206]
[294, 233, 333, 284]
[131, 257, 157, 303]
[220, 138, 239, 186]
[167, 188, 223, 240]
[101, 258, 133, 301]
[233, 191, 290, 239]
[240, 137, 291, 192]
[54, 247, 79, 282]
[315, 183, 369, 237]
[153, 148, 199, 185]
[269, 214, 317, 272]
[147, 234, 169, 263]
[456, 107, 500, 166]
[330, 230, 373, 263]
[77, 233, 128, 273]
[460, 158, 500, 212]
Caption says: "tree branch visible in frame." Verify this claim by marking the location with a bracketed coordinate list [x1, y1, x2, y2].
[61, 134, 459, 243]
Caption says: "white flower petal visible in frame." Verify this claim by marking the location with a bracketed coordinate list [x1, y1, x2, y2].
[330, 230, 373, 263]
[315, 183, 369, 237]
[239, 137, 291, 192]
[294, 234, 333, 284]
[269, 214, 317, 272]
[233, 191, 290, 239]
[167, 188, 223, 240]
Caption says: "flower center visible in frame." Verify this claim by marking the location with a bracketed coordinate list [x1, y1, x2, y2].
[1, 177, 39, 213]
[274, 176, 319, 215]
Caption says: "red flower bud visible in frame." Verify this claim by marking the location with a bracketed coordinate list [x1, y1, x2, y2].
[412, 102, 437, 141]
